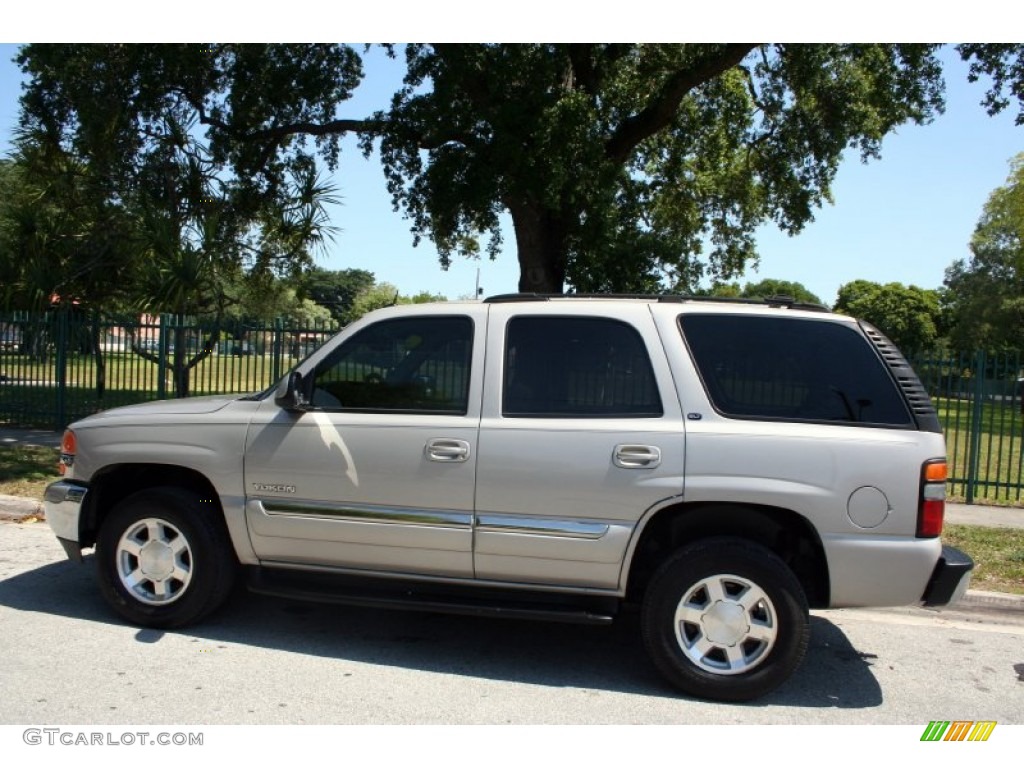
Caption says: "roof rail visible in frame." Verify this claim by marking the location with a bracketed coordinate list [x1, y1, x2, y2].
[483, 292, 830, 312]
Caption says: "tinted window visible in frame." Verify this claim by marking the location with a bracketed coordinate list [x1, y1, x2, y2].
[504, 317, 662, 417]
[312, 316, 472, 413]
[679, 315, 912, 426]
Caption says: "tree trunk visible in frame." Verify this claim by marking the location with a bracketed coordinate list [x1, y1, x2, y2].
[173, 325, 189, 398]
[508, 200, 569, 294]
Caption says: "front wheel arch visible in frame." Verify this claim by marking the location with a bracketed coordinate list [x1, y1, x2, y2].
[80, 463, 221, 548]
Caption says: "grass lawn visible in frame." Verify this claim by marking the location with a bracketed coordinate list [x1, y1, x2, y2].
[942, 524, 1024, 596]
[0, 444, 60, 499]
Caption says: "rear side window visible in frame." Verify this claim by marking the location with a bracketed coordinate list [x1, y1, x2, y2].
[504, 316, 663, 417]
[679, 315, 913, 427]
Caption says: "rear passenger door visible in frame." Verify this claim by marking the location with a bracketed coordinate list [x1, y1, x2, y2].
[473, 303, 686, 589]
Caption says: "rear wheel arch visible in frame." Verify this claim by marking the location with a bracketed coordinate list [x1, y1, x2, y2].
[624, 502, 830, 608]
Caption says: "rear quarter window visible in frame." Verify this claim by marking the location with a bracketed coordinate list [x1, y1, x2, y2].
[679, 314, 913, 427]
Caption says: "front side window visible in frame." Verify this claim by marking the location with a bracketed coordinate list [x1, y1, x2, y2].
[311, 316, 473, 414]
[679, 314, 913, 427]
[503, 316, 662, 418]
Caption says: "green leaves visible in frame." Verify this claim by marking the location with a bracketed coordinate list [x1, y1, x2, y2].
[12, 44, 1024, 299]
[957, 44, 1024, 125]
[835, 279, 942, 352]
[944, 153, 1024, 351]
[377, 44, 958, 292]
[13, 45, 345, 320]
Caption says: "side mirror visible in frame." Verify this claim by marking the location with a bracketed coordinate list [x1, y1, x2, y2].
[275, 370, 311, 412]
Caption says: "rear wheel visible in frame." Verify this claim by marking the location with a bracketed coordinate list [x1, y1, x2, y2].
[95, 487, 236, 628]
[641, 537, 809, 701]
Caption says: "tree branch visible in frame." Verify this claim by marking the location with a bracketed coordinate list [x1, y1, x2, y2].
[199, 112, 374, 142]
[172, 88, 376, 143]
[605, 44, 759, 163]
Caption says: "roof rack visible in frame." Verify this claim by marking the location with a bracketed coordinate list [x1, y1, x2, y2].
[483, 293, 830, 312]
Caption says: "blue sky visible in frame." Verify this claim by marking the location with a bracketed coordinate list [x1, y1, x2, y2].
[0, 43, 1020, 306]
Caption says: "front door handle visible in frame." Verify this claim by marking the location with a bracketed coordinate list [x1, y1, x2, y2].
[613, 444, 662, 469]
[426, 438, 471, 463]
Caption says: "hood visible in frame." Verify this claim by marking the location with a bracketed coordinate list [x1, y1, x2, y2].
[72, 394, 243, 426]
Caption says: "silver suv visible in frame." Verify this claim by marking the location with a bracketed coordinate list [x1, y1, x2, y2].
[44, 295, 973, 701]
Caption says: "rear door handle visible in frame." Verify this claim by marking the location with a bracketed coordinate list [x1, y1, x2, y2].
[613, 444, 662, 469]
[426, 438, 471, 463]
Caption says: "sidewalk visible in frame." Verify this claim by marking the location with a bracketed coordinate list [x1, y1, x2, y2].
[0, 427, 62, 449]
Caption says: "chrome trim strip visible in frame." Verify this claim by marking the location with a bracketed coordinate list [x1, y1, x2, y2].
[257, 499, 472, 528]
[475, 514, 610, 539]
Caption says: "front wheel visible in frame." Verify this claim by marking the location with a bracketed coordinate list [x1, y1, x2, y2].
[641, 537, 809, 701]
[95, 487, 236, 628]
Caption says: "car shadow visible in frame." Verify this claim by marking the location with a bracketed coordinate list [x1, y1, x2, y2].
[0, 556, 882, 708]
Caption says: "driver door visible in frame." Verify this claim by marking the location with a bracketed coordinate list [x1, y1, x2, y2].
[243, 310, 484, 578]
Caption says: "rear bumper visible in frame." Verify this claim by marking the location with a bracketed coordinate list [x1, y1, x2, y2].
[921, 545, 974, 607]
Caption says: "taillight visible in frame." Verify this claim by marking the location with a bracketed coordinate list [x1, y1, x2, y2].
[917, 458, 947, 538]
[59, 429, 76, 475]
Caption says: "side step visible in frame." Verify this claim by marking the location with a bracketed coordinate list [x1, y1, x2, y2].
[246, 567, 618, 625]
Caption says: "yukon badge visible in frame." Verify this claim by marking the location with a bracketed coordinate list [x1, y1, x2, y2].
[252, 483, 296, 494]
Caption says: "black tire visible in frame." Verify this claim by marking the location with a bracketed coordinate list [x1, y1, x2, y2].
[95, 487, 237, 628]
[641, 536, 809, 702]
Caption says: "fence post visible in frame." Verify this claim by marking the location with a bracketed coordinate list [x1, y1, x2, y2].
[157, 314, 169, 400]
[272, 317, 283, 384]
[54, 308, 68, 431]
[965, 349, 987, 505]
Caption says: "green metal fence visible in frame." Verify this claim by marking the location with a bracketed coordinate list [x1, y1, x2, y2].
[0, 310, 339, 430]
[912, 350, 1023, 504]
[1, 310, 1022, 503]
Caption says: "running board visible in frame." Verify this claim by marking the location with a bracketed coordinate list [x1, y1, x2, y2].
[246, 567, 617, 625]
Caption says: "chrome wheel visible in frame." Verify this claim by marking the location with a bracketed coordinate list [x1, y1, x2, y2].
[115, 517, 193, 606]
[673, 573, 778, 675]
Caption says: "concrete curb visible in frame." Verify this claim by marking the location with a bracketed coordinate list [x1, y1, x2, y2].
[0, 493, 44, 521]
[957, 589, 1024, 613]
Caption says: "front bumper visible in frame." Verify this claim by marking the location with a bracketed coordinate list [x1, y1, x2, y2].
[43, 480, 89, 563]
[921, 545, 974, 607]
